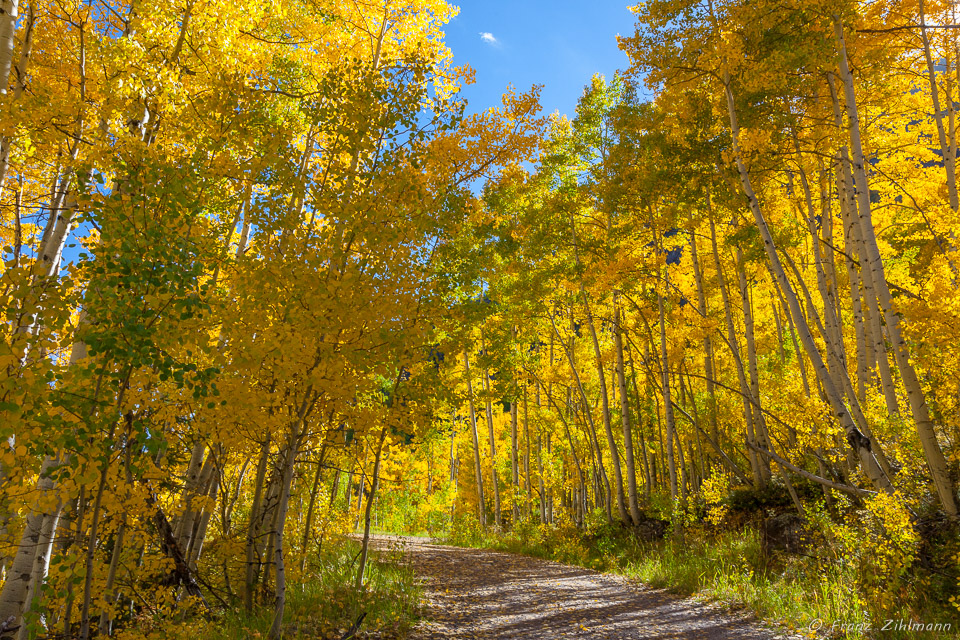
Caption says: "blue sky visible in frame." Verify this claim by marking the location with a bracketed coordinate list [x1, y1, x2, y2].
[443, 2, 638, 121]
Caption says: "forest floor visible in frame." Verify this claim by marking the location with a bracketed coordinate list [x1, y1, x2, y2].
[366, 535, 802, 640]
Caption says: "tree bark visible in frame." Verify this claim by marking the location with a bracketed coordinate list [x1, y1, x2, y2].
[268, 424, 304, 640]
[355, 427, 388, 591]
[613, 294, 641, 525]
[550, 312, 611, 521]
[480, 345, 502, 528]
[0, 0, 33, 200]
[709, 217, 763, 486]
[510, 394, 520, 525]
[0, 0, 19, 96]
[463, 350, 486, 526]
[722, 71, 893, 495]
[176, 445, 211, 553]
[15, 501, 62, 640]
[919, 0, 960, 212]
[657, 282, 679, 503]
[834, 18, 958, 516]
[243, 436, 271, 612]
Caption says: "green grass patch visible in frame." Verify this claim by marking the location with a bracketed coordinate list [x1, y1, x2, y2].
[201, 537, 421, 640]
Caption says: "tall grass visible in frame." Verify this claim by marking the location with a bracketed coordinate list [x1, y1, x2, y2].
[622, 530, 860, 637]
[198, 537, 421, 640]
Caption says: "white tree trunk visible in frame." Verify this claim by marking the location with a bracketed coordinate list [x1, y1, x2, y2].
[723, 73, 893, 494]
[583, 294, 629, 523]
[479, 336, 502, 528]
[16, 503, 62, 640]
[0, 0, 19, 96]
[919, 0, 959, 212]
[187, 466, 219, 569]
[510, 396, 519, 525]
[613, 295, 641, 525]
[738, 250, 772, 485]
[174, 443, 208, 550]
[0, 456, 61, 633]
[267, 428, 301, 640]
[689, 228, 719, 460]
[550, 313, 611, 521]
[834, 18, 958, 516]
[657, 286, 678, 503]
[463, 351, 486, 526]
[522, 385, 532, 519]
[709, 218, 764, 485]
[0, 1, 33, 200]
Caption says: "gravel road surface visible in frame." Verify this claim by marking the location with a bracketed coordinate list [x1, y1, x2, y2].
[366, 535, 799, 640]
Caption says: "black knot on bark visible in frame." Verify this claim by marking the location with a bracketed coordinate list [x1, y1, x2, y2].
[847, 428, 872, 452]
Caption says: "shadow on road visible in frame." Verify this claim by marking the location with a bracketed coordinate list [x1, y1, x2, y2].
[366, 536, 796, 640]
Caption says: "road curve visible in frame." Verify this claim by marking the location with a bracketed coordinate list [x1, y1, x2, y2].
[367, 535, 799, 640]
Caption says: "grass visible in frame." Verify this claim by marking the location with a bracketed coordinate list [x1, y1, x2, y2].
[152, 536, 423, 640]
[621, 529, 860, 637]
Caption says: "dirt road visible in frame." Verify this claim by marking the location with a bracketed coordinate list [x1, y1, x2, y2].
[367, 536, 799, 640]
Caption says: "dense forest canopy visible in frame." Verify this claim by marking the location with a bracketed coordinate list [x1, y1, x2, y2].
[0, 0, 959, 637]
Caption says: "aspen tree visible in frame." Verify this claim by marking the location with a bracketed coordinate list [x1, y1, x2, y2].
[0, 456, 61, 632]
[0, 0, 19, 95]
[269, 414, 310, 640]
[628, 354, 653, 497]
[463, 351, 486, 526]
[481, 356, 502, 528]
[0, 0, 33, 198]
[522, 385, 532, 519]
[550, 312, 612, 520]
[710, 217, 764, 486]
[354, 427, 388, 592]
[657, 275, 679, 503]
[613, 295, 641, 524]
[835, 17, 958, 516]
[688, 228, 719, 454]
[534, 385, 548, 524]
[243, 437, 271, 612]
[737, 249, 772, 485]
[510, 396, 519, 525]
[299, 454, 325, 572]
[721, 72, 893, 493]
[919, 0, 959, 212]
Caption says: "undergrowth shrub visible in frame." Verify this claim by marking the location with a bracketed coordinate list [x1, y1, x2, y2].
[119, 536, 421, 640]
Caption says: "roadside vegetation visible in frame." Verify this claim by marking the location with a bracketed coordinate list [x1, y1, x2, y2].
[444, 485, 960, 640]
[124, 537, 422, 640]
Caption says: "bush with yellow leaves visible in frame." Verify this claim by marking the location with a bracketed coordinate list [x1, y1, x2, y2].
[700, 471, 733, 527]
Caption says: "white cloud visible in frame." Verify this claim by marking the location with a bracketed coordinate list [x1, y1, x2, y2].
[479, 32, 498, 45]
